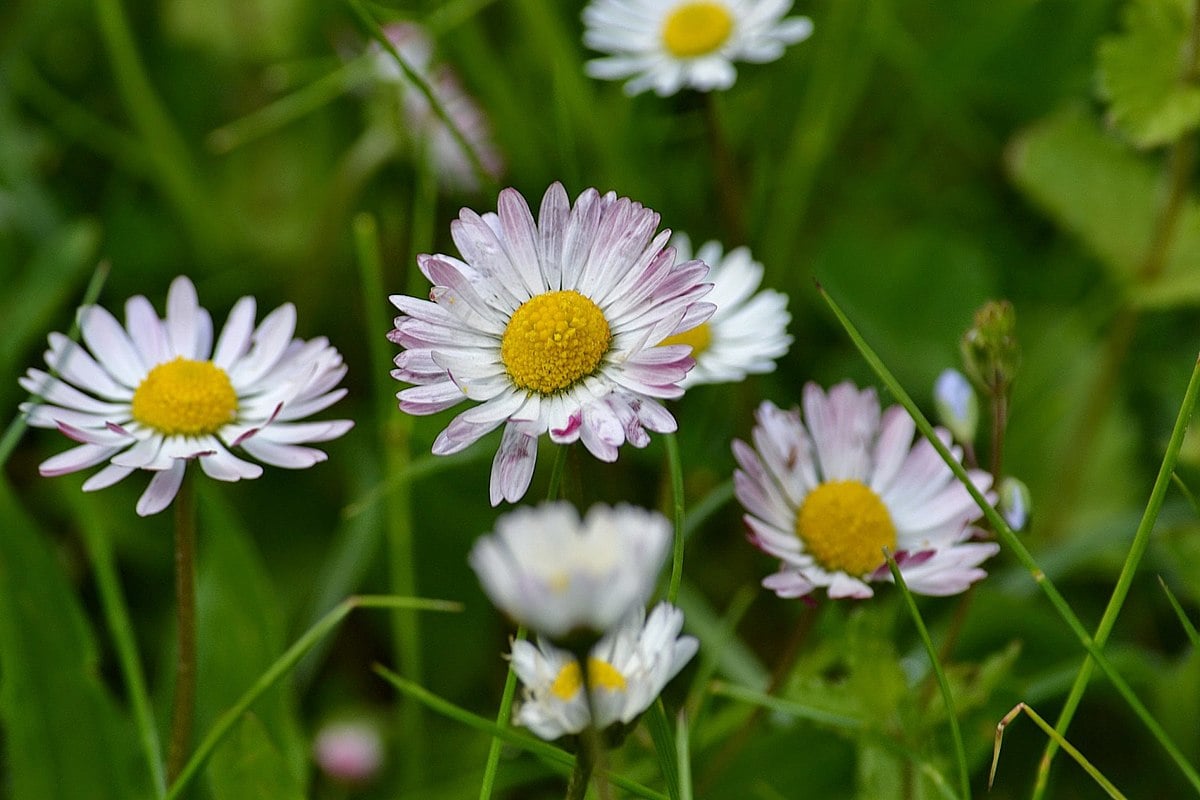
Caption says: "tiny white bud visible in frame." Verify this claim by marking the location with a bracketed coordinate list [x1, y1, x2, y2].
[313, 720, 384, 785]
[999, 476, 1031, 532]
[934, 368, 979, 444]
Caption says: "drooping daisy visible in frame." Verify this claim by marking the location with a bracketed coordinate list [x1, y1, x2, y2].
[19, 276, 353, 516]
[733, 383, 999, 599]
[582, 0, 814, 97]
[510, 603, 698, 741]
[372, 23, 503, 191]
[469, 502, 672, 639]
[660, 233, 790, 387]
[389, 182, 714, 505]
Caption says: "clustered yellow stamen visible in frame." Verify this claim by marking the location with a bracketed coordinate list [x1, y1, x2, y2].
[795, 480, 897, 576]
[662, 1, 734, 58]
[131, 357, 238, 436]
[550, 657, 628, 701]
[501, 290, 611, 394]
[660, 322, 713, 357]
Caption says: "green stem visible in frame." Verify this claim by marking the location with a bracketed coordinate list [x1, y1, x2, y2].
[1158, 576, 1200, 649]
[76, 501, 165, 796]
[343, 0, 498, 193]
[1034, 354, 1200, 794]
[992, 704, 1126, 799]
[884, 550, 970, 800]
[565, 739, 596, 800]
[665, 432, 686, 604]
[819, 283, 1200, 794]
[675, 709, 693, 800]
[480, 446, 570, 800]
[165, 595, 459, 800]
[166, 473, 197, 782]
[702, 92, 746, 243]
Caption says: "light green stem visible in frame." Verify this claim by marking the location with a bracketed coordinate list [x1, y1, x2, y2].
[665, 432, 686, 604]
[819, 284, 1200, 793]
[165, 596, 459, 800]
[884, 550, 970, 800]
[166, 474, 197, 782]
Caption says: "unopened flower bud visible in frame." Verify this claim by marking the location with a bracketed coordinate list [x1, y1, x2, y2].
[314, 720, 384, 785]
[960, 300, 1020, 399]
[934, 368, 978, 444]
[998, 476, 1031, 532]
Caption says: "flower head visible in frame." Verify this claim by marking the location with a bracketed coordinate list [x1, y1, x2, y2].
[20, 277, 352, 516]
[372, 23, 503, 191]
[660, 233, 790, 387]
[313, 720, 384, 785]
[469, 502, 671, 639]
[583, 0, 813, 96]
[510, 603, 698, 741]
[733, 383, 999, 599]
[389, 183, 714, 505]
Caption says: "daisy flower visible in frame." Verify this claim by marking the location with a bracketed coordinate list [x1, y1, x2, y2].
[372, 23, 503, 191]
[389, 182, 714, 505]
[19, 276, 353, 516]
[582, 0, 814, 96]
[509, 603, 698, 741]
[660, 233, 791, 387]
[733, 383, 999, 600]
[469, 502, 671, 639]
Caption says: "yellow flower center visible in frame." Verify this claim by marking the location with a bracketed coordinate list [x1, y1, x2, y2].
[662, 2, 734, 58]
[659, 322, 713, 357]
[795, 480, 897, 577]
[131, 357, 238, 436]
[550, 657, 628, 701]
[501, 290, 611, 394]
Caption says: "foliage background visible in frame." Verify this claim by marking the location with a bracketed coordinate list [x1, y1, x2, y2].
[2, 0, 1200, 797]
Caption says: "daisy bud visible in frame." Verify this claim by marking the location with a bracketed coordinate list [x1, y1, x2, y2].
[933, 368, 979, 445]
[960, 300, 1020, 400]
[313, 720, 384, 785]
[998, 476, 1032, 532]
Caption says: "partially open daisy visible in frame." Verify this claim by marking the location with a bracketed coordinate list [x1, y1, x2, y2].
[469, 502, 671, 639]
[583, 0, 814, 96]
[660, 233, 791, 387]
[509, 603, 698, 741]
[733, 383, 999, 599]
[20, 276, 353, 516]
[372, 23, 503, 191]
[389, 182, 714, 505]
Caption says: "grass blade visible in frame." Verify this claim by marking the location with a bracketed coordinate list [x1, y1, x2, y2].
[1158, 576, 1200, 649]
[990, 703, 1126, 799]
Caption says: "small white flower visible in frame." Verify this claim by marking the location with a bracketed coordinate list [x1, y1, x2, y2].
[469, 502, 671, 639]
[372, 23, 503, 191]
[733, 383, 999, 599]
[389, 183, 714, 505]
[583, 0, 813, 96]
[661, 233, 790, 387]
[20, 277, 353, 516]
[510, 603, 698, 740]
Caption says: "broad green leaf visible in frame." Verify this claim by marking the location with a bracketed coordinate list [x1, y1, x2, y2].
[1098, 0, 1200, 148]
[207, 713, 306, 800]
[1008, 105, 1200, 306]
[195, 487, 307, 796]
[0, 479, 149, 800]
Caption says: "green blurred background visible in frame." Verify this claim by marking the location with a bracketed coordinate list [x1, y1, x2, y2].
[2, 0, 1200, 797]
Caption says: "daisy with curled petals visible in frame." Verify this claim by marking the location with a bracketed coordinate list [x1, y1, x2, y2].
[509, 603, 698, 741]
[469, 502, 671, 640]
[660, 233, 791, 387]
[733, 383, 999, 600]
[389, 182, 714, 505]
[582, 0, 814, 96]
[20, 276, 353, 516]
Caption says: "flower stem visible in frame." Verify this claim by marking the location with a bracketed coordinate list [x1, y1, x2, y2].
[565, 739, 596, 800]
[665, 432, 686, 604]
[166, 472, 197, 783]
[702, 93, 746, 244]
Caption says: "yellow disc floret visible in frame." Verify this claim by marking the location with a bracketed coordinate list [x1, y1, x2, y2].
[659, 322, 713, 357]
[131, 357, 238, 436]
[662, 2, 734, 58]
[795, 480, 897, 576]
[501, 290, 611, 394]
[550, 657, 629, 701]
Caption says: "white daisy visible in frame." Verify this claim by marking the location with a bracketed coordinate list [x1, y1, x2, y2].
[582, 0, 814, 97]
[733, 383, 999, 599]
[19, 276, 353, 516]
[373, 23, 503, 191]
[660, 233, 791, 387]
[509, 603, 698, 741]
[389, 182, 714, 505]
[469, 502, 671, 639]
